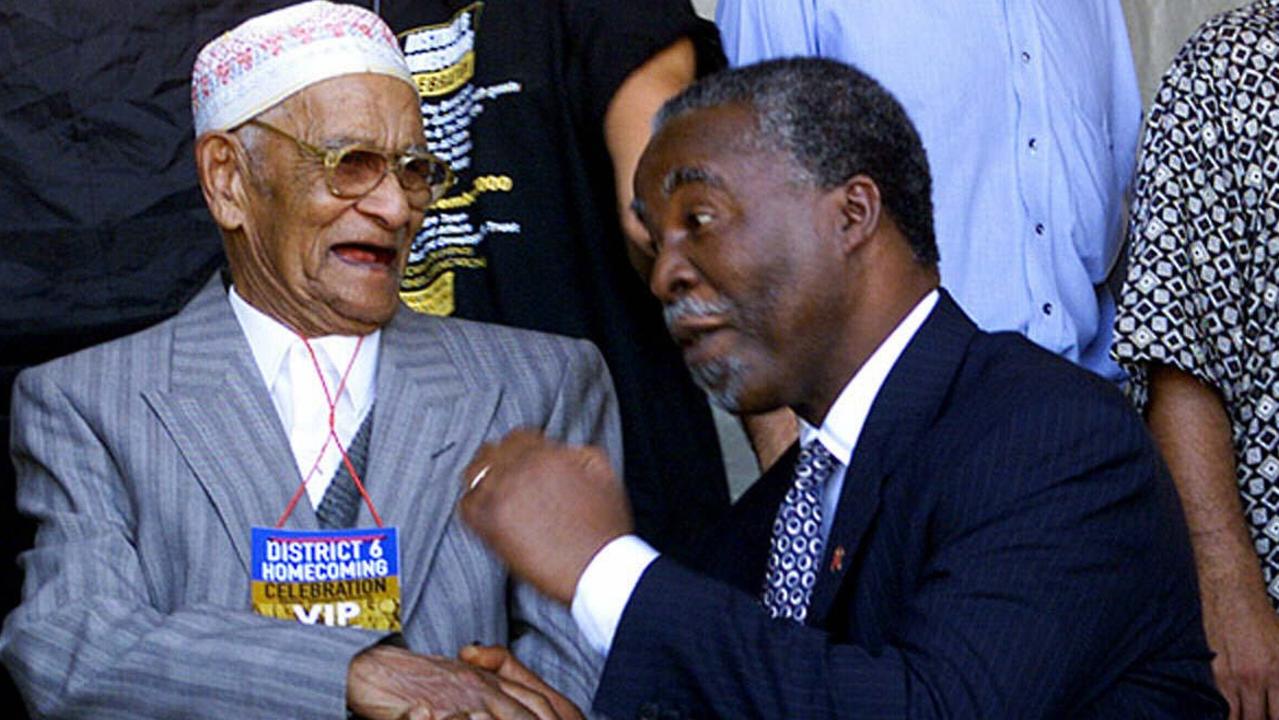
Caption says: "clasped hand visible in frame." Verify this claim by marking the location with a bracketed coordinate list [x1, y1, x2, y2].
[347, 643, 583, 720]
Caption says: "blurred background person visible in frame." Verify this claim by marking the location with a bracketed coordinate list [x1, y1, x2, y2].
[1112, 2, 1279, 717]
[379, 0, 732, 557]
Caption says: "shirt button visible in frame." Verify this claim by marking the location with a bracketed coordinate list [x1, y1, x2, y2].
[1028, 137, 1039, 152]
[1021, 51, 1031, 63]
[1042, 302, 1054, 315]
[1035, 223, 1045, 235]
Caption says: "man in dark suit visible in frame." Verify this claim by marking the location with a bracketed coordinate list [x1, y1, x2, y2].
[457, 58, 1227, 718]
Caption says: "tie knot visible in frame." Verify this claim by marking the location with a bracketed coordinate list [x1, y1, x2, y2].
[796, 441, 838, 486]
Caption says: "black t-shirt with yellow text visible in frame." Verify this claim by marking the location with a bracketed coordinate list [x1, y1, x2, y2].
[382, 0, 729, 554]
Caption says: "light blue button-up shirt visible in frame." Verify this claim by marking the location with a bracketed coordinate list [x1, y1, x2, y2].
[717, 0, 1141, 382]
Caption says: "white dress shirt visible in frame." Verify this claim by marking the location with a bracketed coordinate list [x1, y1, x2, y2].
[571, 290, 940, 654]
[228, 287, 379, 509]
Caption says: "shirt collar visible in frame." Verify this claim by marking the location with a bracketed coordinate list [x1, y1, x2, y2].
[227, 285, 380, 416]
[798, 289, 939, 465]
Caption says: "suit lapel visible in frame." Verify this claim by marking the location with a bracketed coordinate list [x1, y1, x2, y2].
[365, 309, 502, 622]
[806, 291, 977, 626]
[142, 278, 311, 575]
[693, 443, 799, 593]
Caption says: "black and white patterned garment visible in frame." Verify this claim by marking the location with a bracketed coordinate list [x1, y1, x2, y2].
[1112, 0, 1279, 607]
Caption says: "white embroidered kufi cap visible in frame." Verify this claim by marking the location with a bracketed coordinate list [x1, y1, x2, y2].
[191, 1, 414, 136]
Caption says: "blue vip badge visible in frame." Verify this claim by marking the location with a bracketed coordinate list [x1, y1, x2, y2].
[250, 526, 401, 631]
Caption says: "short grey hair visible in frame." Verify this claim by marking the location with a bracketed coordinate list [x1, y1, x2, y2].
[656, 58, 938, 266]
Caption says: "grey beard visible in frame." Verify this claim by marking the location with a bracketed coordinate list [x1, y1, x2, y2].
[688, 353, 747, 413]
[664, 296, 746, 412]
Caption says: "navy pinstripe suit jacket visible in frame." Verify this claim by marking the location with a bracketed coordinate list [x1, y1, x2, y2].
[595, 291, 1225, 719]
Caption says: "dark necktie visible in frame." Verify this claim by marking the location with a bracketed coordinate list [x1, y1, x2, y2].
[316, 410, 374, 529]
[761, 441, 840, 622]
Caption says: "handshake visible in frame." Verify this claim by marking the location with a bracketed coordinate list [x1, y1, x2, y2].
[348, 428, 630, 720]
[347, 642, 583, 720]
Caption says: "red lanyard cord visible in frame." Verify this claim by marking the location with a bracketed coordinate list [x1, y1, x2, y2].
[275, 334, 385, 528]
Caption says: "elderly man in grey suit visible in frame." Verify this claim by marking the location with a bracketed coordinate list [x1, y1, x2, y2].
[0, 3, 611, 718]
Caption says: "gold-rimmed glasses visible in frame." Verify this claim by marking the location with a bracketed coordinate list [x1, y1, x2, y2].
[243, 118, 454, 210]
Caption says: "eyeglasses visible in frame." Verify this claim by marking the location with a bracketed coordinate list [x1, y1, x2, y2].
[242, 118, 454, 210]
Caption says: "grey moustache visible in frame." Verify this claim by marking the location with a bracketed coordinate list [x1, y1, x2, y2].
[662, 296, 735, 333]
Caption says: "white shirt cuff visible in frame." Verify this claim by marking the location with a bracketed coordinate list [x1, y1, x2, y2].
[569, 534, 659, 655]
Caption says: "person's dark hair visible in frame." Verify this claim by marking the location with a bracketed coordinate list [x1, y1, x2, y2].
[657, 57, 938, 267]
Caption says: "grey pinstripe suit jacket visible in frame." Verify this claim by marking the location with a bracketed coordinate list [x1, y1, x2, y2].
[0, 277, 616, 718]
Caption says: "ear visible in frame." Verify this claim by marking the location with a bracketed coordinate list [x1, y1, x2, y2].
[831, 174, 883, 255]
[195, 132, 253, 232]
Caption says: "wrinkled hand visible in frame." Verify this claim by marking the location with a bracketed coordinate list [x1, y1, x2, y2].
[1205, 596, 1279, 720]
[459, 429, 633, 604]
[347, 645, 537, 720]
[460, 645, 585, 720]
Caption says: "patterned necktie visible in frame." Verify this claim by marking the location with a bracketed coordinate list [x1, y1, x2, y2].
[762, 441, 840, 622]
[316, 410, 374, 529]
